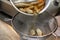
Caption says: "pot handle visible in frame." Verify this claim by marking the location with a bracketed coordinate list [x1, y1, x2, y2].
[54, 0, 59, 6]
[4, 12, 20, 22]
[4, 18, 12, 21]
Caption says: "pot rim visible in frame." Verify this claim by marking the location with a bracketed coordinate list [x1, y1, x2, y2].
[11, 12, 58, 38]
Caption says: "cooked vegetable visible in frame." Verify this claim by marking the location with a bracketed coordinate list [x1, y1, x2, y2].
[36, 28, 43, 36]
[38, 0, 44, 3]
[15, 3, 30, 8]
[30, 29, 36, 36]
[19, 8, 26, 12]
[29, 28, 43, 36]
[25, 8, 33, 14]
[15, 0, 45, 15]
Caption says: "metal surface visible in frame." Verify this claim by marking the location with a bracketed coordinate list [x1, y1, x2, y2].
[0, 9, 60, 40]
[12, 12, 58, 40]
[0, 11, 12, 25]
[0, 0, 60, 40]
[0, 0, 18, 17]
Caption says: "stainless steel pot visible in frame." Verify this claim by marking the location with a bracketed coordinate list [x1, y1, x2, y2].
[11, 12, 58, 40]
[10, 0, 51, 16]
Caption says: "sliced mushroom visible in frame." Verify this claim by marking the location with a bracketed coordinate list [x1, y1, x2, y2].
[36, 28, 43, 36]
[38, 6, 44, 12]
[15, 3, 30, 8]
[19, 8, 26, 12]
[25, 8, 33, 14]
[30, 29, 36, 36]
[37, 2, 45, 7]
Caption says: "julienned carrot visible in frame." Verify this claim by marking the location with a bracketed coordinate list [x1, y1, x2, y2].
[38, 0, 44, 3]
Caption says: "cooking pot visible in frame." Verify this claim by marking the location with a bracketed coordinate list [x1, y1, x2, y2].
[10, 0, 51, 16]
[11, 12, 58, 40]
